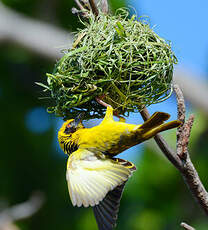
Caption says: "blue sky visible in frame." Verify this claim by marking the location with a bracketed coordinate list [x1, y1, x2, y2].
[128, 0, 208, 77]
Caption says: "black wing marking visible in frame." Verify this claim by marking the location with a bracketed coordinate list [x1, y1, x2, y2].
[92, 158, 136, 230]
[93, 182, 126, 230]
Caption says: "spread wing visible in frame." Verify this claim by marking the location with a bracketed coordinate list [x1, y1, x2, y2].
[93, 183, 126, 230]
[66, 149, 134, 208]
[93, 158, 136, 230]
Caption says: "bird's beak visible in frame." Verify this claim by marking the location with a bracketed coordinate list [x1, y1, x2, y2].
[74, 113, 85, 127]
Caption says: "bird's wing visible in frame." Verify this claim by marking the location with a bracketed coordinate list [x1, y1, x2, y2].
[93, 158, 136, 230]
[135, 112, 181, 142]
[66, 149, 135, 208]
[93, 183, 126, 230]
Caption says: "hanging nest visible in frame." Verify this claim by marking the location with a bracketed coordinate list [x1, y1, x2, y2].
[41, 9, 177, 120]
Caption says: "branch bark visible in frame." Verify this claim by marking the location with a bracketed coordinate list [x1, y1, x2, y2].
[174, 69, 208, 115]
[181, 222, 195, 230]
[0, 192, 44, 230]
[89, 0, 99, 16]
[140, 84, 208, 216]
[0, 2, 72, 60]
[140, 108, 183, 170]
[101, 0, 109, 14]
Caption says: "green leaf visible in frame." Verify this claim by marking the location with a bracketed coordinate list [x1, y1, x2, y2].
[35, 82, 50, 90]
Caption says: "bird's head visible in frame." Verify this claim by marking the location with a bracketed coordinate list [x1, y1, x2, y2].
[58, 113, 85, 154]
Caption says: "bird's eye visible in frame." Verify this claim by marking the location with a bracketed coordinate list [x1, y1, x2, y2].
[64, 122, 76, 134]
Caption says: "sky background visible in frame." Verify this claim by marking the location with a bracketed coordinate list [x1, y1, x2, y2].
[128, 0, 208, 78]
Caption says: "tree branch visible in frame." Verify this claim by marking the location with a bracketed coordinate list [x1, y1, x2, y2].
[88, 0, 99, 16]
[75, 0, 86, 11]
[101, 0, 109, 14]
[73, 0, 90, 18]
[140, 84, 208, 216]
[181, 222, 195, 230]
[140, 108, 183, 170]
[74, 0, 99, 17]
[0, 2, 72, 60]
[173, 69, 208, 115]
[0, 192, 44, 230]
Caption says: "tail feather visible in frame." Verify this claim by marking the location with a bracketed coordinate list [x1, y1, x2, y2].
[93, 159, 136, 230]
[141, 120, 182, 141]
[137, 112, 181, 142]
[139, 112, 170, 130]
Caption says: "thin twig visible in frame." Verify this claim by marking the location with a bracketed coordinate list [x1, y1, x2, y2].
[174, 84, 186, 156]
[95, 97, 111, 108]
[74, 0, 89, 17]
[71, 7, 79, 15]
[140, 108, 182, 170]
[75, 0, 86, 11]
[181, 222, 195, 230]
[173, 85, 208, 214]
[0, 192, 44, 229]
[101, 0, 109, 14]
[0, 2, 72, 60]
[174, 69, 208, 115]
[95, 97, 125, 121]
[89, 0, 99, 16]
[140, 84, 208, 216]
[179, 114, 194, 160]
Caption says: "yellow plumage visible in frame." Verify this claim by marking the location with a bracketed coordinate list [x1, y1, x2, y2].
[58, 107, 181, 230]
[66, 149, 131, 207]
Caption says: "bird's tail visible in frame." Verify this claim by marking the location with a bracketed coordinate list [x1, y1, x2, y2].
[137, 112, 181, 142]
[93, 158, 136, 230]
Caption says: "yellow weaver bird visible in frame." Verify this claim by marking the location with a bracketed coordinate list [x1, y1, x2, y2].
[58, 107, 181, 230]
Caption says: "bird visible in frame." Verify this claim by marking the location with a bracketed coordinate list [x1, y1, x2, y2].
[58, 106, 181, 230]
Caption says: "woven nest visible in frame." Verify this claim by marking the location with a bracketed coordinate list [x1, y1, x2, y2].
[43, 9, 177, 120]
